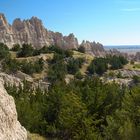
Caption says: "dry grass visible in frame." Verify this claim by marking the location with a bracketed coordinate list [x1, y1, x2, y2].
[124, 62, 140, 71]
[10, 51, 17, 59]
[28, 133, 47, 140]
[72, 51, 94, 74]
[15, 53, 54, 62]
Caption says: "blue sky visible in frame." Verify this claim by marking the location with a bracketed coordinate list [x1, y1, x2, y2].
[0, 0, 140, 45]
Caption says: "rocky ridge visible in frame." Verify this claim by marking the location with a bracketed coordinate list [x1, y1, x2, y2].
[81, 40, 106, 56]
[0, 13, 78, 50]
[0, 13, 106, 56]
[1, 13, 139, 59]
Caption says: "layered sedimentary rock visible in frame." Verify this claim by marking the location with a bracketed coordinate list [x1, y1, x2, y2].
[0, 13, 78, 50]
[1, 13, 139, 59]
[0, 79, 27, 140]
[134, 52, 140, 61]
[80, 40, 106, 56]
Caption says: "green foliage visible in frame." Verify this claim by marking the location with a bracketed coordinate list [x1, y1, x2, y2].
[88, 57, 108, 75]
[104, 86, 140, 140]
[1, 43, 136, 140]
[17, 44, 34, 57]
[130, 60, 135, 65]
[108, 55, 128, 70]
[2, 57, 44, 75]
[48, 55, 84, 83]
[21, 58, 44, 75]
[17, 44, 73, 58]
[2, 58, 20, 73]
[6, 76, 132, 140]
[75, 71, 83, 80]
[11, 44, 21, 52]
[67, 57, 85, 74]
[50, 53, 64, 64]
[47, 45, 73, 58]
[133, 75, 140, 84]
[0, 43, 10, 60]
[48, 60, 67, 83]
[88, 55, 128, 75]
[78, 45, 85, 53]
[117, 71, 123, 78]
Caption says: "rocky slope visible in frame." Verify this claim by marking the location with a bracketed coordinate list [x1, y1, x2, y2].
[2, 13, 139, 59]
[81, 40, 106, 57]
[0, 13, 106, 56]
[0, 78, 27, 140]
[0, 13, 78, 50]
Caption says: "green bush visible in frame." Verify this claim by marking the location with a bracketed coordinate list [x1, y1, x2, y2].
[11, 44, 21, 52]
[88, 57, 108, 75]
[67, 58, 85, 74]
[48, 61, 67, 83]
[17, 44, 34, 57]
[5, 76, 140, 140]
[2, 58, 20, 73]
[133, 75, 140, 84]
[75, 71, 83, 79]
[78, 45, 85, 53]
[21, 58, 44, 75]
[88, 56, 128, 75]
[0, 43, 10, 60]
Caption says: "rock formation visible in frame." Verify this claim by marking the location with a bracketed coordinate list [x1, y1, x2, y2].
[0, 13, 78, 50]
[0, 13, 107, 56]
[134, 52, 140, 61]
[1, 13, 139, 60]
[0, 72, 22, 87]
[0, 78, 27, 140]
[80, 40, 106, 56]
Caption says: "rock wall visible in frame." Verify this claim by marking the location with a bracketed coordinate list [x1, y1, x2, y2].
[0, 79, 27, 140]
[80, 40, 106, 56]
[0, 13, 78, 50]
[1, 13, 139, 59]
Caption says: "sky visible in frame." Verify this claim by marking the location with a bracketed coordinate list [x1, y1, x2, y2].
[0, 0, 140, 45]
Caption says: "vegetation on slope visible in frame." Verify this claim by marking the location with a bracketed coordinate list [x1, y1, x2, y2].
[1, 42, 137, 140]
[5, 76, 140, 140]
[88, 55, 128, 75]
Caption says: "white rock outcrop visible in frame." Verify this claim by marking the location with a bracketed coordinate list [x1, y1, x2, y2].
[80, 40, 106, 56]
[0, 79, 27, 140]
[0, 13, 78, 50]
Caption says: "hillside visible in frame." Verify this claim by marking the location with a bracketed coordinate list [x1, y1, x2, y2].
[0, 13, 106, 57]
[0, 40, 140, 140]
[0, 13, 140, 140]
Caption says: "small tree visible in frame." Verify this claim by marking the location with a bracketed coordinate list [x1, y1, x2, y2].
[17, 44, 34, 57]
[133, 75, 140, 84]
[11, 44, 21, 52]
[0, 43, 10, 60]
[78, 45, 85, 53]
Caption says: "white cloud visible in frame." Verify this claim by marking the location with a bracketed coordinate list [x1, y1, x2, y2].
[121, 8, 140, 12]
[117, 0, 140, 4]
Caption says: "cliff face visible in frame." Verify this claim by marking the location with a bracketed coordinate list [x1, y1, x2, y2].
[0, 13, 78, 49]
[0, 13, 106, 56]
[0, 79, 27, 140]
[80, 40, 106, 57]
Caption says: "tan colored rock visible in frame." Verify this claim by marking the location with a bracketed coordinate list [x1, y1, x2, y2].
[80, 40, 106, 56]
[0, 79, 27, 140]
[134, 52, 140, 61]
[0, 13, 78, 49]
[0, 72, 22, 87]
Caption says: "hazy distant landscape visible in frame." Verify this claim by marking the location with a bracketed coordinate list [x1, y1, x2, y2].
[105, 45, 140, 54]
